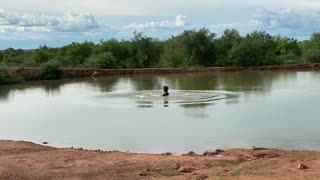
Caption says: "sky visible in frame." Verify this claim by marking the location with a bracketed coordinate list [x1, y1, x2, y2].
[1, 0, 320, 49]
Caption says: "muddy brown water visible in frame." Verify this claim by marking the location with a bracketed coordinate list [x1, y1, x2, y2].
[1, 71, 320, 153]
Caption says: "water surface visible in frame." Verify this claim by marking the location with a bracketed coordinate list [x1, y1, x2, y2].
[1, 71, 320, 153]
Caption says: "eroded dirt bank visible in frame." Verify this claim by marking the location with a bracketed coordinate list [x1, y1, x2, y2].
[0, 140, 319, 179]
[4, 63, 320, 81]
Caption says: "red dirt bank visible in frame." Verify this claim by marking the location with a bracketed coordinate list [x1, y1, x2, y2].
[0, 140, 319, 179]
[3, 63, 320, 81]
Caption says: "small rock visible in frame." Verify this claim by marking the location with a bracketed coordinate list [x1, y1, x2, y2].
[42, 142, 48, 145]
[202, 149, 224, 156]
[203, 151, 217, 156]
[174, 163, 181, 169]
[162, 152, 173, 156]
[139, 172, 148, 176]
[179, 167, 194, 173]
[195, 174, 209, 180]
[252, 147, 268, 151]
[215, 149, 224, 154]
[78, 148, 83, 151]
[183, 151, 198, 156]
[297, 164, 308, 169]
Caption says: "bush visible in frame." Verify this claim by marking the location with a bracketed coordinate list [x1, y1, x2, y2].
[32, 49, 49, 64]
[160, 28, 216, 67]
[275, 53, 301, 64]
[84, 52, 118, 69]
[228, 31, 276, 67]
[303, 49, 320, 63]
[39, 64, 62, 80]
[0, 69, 23, 85]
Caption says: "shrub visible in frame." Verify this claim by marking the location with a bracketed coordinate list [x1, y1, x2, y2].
[84, 52, 118, 69]
[32, 49, 49, 64]
[0, 69, 23, 85]
[39, 64, 62, 80]
[303, 49, 320, 63]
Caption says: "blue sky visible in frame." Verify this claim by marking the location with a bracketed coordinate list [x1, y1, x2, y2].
[1, 0, 320, 49]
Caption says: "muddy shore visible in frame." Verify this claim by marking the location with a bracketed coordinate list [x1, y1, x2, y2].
[3, 63, 320, 81]
[0, 140, 319, 179]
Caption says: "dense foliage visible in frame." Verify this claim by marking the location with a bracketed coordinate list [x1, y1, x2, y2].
[1, 29, 320, 69]
[0, 69, 23, 85]
[39, 64, 62, 80]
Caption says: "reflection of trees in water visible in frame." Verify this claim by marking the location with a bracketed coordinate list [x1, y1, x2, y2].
[41, 80, 63, 95]
[162, 71, 297, 114]
[104, 71, 297, 110]
[0, 79, 83, 102]
[89, 76, 120, 92]
[0, 87, 11, 101]
[215, 71, 297, 92]
[164, 71, 297, 92]
[129, 75, 163, 91]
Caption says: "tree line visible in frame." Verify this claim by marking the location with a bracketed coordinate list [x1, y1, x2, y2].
[1, 29, 320, 69]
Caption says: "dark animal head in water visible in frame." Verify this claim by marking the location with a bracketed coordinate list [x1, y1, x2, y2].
[163, 86, 169, 96]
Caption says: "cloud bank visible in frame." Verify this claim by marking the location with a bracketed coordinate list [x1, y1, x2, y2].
[125, 15, 188, 29]
[0, 9, 100, 33]
[248, 8, 320, 35]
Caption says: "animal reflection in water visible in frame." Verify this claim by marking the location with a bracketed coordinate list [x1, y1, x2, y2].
[163, 86, 170, 107]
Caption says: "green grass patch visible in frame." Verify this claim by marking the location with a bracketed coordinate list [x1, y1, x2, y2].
[264, 170, 275, 176]
[231, 169, 241, 176]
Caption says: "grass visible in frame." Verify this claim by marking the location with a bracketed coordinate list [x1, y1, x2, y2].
[231, 169, 241, 176]
[264, 170, 274, 176]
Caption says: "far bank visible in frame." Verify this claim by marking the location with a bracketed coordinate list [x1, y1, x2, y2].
[2, 63, 320, 81]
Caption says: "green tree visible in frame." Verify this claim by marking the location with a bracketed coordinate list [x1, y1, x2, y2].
[160, 28, 216, 67]
[215, 29, 242, 66]
[2, 48, 25, 65]
[64, 41, 95, 67]
[160, 36, 190, 67]
[0, 51, 3, 64]
[301, 33, 320, 63]
[273, 36, 301, 64]
[131, 32, 163, 68]
[94, 39, 133, 68]
[33, 48, 49, 64]
[84, 52, 118, 69]
[229, 31, 276, 67]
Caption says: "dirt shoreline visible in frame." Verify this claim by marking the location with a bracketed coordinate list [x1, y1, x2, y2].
[3, 63, 320, 81]
[0, 140, 319, 179]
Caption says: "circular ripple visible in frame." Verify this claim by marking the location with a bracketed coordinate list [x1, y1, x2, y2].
[96, 90, 235, 106]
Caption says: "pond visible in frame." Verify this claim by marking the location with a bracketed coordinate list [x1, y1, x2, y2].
[1, 71, 320, 153]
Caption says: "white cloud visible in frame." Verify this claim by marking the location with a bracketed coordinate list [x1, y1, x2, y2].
[248, 8, 320, 31]
[125, 15, 188, 29]
[0, 9, 100, 33]
[59, 12, 99, 31]
[0, 9, 19, 25]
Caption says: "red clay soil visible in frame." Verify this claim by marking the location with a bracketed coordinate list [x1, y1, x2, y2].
[0, 140, 319, 180]
[3, 63, 320, 81]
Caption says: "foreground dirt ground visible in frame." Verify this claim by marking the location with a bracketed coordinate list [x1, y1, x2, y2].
[0, 141, 319, 180]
